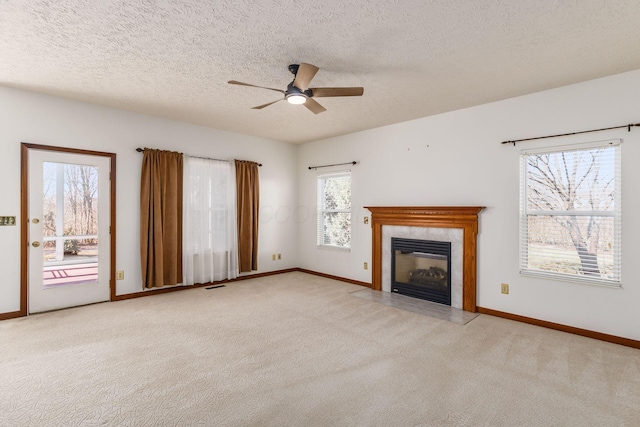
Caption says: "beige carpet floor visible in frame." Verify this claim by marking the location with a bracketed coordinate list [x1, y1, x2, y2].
[1, 272, 639, 426]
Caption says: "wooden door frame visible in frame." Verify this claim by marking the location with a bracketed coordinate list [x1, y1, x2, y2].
[20, 143, 117, 316]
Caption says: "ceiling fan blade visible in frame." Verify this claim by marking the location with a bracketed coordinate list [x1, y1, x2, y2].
[310, 87, 364, 97]
[303, 97, 326, 114]
[228, 80, 285, 94]
[293, 63, 319, 91]
[252, 99, 283, 110]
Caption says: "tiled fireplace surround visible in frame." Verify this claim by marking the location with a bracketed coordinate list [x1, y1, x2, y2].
[365, 206, 484, 312]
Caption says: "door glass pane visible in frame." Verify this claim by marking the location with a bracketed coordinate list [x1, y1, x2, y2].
[42, 162, 99, 289]
[43, 240, 57, 262]
[42, 162, 58, 238]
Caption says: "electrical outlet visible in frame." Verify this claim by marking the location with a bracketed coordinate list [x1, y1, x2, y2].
[501, 283, 509, 294]
[116, 271, 125, 280]
[364, 262, 368, 270]
[364, 217, 369, 225]
[272, 254, 276, 261]
[277, 253, 281, 260]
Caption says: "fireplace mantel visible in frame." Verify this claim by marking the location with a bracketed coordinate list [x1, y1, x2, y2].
[365, 206, 484, 312]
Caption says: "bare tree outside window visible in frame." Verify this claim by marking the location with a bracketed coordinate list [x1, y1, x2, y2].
[521, 143, 620, 285]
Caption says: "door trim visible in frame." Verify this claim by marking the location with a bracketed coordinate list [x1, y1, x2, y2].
[20, 143, 117, 316]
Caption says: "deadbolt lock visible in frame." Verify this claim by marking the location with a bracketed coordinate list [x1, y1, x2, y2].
[32, 218, 40, 224]
[32, 241, 40, 247]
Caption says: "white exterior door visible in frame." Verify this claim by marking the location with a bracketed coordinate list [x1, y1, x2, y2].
[28, 149, 111, 313]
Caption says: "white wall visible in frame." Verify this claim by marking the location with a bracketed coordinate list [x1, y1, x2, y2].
[0, 87, 298, 314]
[3, 69, 640, 340]
[297, 69, 640, 341]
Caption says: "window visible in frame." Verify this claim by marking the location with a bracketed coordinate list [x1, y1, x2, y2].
[520, 140, 621, 286]
[183, 157, 238, 284]
[317, 171, 351, 249]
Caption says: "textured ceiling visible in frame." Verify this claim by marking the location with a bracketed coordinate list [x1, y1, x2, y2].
[2, 1, 640, 144]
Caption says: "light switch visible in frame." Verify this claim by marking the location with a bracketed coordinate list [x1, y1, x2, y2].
[0, 216, 16, 226]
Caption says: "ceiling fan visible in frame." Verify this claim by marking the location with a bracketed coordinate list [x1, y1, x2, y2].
[228, 63, 364, 114]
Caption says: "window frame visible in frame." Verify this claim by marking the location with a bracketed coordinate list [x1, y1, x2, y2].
[519, 139, 622, 287]
[316, 170, 352, 251]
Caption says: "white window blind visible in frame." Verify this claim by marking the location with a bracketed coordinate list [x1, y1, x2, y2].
[520, 140, 621, 286]
[317, 171, 351, 249]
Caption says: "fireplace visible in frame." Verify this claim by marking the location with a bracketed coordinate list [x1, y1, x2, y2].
[365, 206, 484, 312]
[391, 238, 451, 305]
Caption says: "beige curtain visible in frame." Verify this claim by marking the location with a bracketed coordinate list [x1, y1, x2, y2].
[235, 160, 260, 272]
[140, 149, 184, 288]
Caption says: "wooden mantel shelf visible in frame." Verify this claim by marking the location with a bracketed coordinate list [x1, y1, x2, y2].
[365, 206, 485, 312]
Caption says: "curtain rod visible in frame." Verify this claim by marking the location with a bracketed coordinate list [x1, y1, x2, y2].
[135, 148, 262, 166]
[501, 123, 640, 146]
[308, 161, 357, 170]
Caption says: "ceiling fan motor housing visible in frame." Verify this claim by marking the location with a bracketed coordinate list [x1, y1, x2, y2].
[286, 82, 312, 96]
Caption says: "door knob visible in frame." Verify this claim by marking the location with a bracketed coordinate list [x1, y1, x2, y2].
[32, 218, 40, 224]
[32, 241, 40, 247]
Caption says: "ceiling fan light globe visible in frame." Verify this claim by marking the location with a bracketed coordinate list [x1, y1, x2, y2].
[286, 94, 307, 105]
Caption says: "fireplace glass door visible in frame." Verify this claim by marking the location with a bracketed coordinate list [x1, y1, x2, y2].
[391, 238, 451, 305]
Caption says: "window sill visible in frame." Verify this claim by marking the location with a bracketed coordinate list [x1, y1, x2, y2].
[519, 269, 622, 289]
[317, 244, 351, 253]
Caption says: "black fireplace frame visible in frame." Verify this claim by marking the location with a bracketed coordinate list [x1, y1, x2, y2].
[391, 237, 452, 306]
